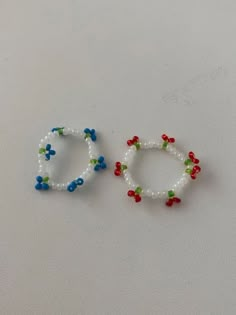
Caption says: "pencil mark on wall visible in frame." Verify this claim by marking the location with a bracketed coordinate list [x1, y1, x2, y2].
[162, 66, 228, 106]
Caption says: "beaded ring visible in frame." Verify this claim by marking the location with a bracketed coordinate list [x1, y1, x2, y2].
[114, 134, 201, 206]
[35, 127, 107, 192]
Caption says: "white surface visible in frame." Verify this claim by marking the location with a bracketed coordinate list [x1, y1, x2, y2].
[0, 1, 236, 314]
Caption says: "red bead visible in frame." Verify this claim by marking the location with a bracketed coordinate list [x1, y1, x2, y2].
[127, 140, 133, 146]
[115, 162, 121, 169]
[169, 137, 175, 143]
[162, 134, 168, 141]
[192, 158, 199, 164]
[135, 194, 142, 203]
[173, 197, 181, 203]
[133, 136, 139, 142]
[166, 199, 173, 207]
[191, 173, 196, 180]
[189, 151, 195, 159]
[128, 190, 135, 197]
[114, 169, 121, 176]
[193, 165, 201, 173]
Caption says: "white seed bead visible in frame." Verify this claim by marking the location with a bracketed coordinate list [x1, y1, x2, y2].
[145, 189, 152, 197]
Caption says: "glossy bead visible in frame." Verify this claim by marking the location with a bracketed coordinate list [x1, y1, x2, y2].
[193, 165, 201, 173]
[115, 162, 121, 169]
[49, 150, 56, 155]
[189, 151, 194, 159]
[192, 158, 199, 164]
[46, 144, 51, 151]
[169, 137, 175, 143]
[35, 183, 42, 190]
[75, 178, 84, 186]
[133, 136, 139, 142]
[166, 199, 173, 207]
[173, 197, 181, 203]
[128, 190, 135, 197]
[114, 169, 121, 176]
[127, 140, 133, 146]
[191, 174, 196, 180]
[94, 164, 100, 171]
[36, 176, 43, 183]
[135, 195, 142, 202]
[162, 134, 168, 141]
[100, 162, 107, 169]
[98, 156, 104, 163]
[42, 183, 49, 190]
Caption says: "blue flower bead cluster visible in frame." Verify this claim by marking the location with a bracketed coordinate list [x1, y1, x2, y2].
[39, 144, 56, 161]
[35, 176, 50, 190]
[51, 127, 64, 135]
[84, 128, 97, 142]
[67, 177, 84, 192]
[90, 156, 107, 171]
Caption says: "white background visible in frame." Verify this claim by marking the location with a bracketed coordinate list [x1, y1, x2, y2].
[0, 1, 236, 314]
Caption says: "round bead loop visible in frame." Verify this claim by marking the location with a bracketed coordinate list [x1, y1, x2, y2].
[114, 134, 201, 207]
[35, 127, 107, 192]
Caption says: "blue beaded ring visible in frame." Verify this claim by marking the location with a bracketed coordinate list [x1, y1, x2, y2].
[35, 127, 107, 192]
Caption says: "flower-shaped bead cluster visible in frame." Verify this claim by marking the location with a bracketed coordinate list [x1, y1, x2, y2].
[185, 151, 201, 180]
[84, 128, 97, 142]
[90, 156, 107, 171]
[114, 161, 128, 176]
[35, 176, 50, 190]
[162, 134, 175, 149]
[51, 127, 64, 135]
[39, 144, 56, 161]
[166, 190, 181, 207]
[67, 177, 84, 192]
[128, 186, 142, 203]
[127, 136, 141, 150]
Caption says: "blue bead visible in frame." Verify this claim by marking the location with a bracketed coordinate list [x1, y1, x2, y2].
[49, 150, 56, 156]
[46, 144, 51, 151]
[100, 162, 107, 169]
[94, 164, 100, 171]
[75, 178, 84, 186]
[36, 176, 43, 183]
[84, 128, 90, 134]
[90, 129, 96, 135]
[67, 184, 75, 192]
[70, 181, 77, 189]
[42, 183, 49, 190]
[98, 156, 104, 163]
[35, 183, 42, 190]
[45, 153, 50, 160]
[91, 134, 97, 142]
[51, 128, 56, 132]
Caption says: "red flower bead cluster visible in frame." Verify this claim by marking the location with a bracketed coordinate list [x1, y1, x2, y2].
[162, 134, 175, 149]
[166, 190, 181, 207]
[127, 136, 141, 150]
[128, 186, 142, 203]
[185, 151, 201, 180]
[114, 161, 127, 176]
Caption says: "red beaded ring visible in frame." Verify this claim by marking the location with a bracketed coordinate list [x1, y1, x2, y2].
[114, 134, 201, 207]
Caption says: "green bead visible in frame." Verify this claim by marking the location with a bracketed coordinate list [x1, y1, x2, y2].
[121, 164, 128, 170]
[135, 143, 141, 150]
[184, 159, 192, 166]
[58, 128, 64, 135]
[135, 186, 142, 194]
[43, 176, 49, 183]
[168, 190, 175, 198]
[162, 141, 168, 149]
[39, 148, 46, 154]
[90, 159, 97, 165]
[185, 168, 192, 174]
